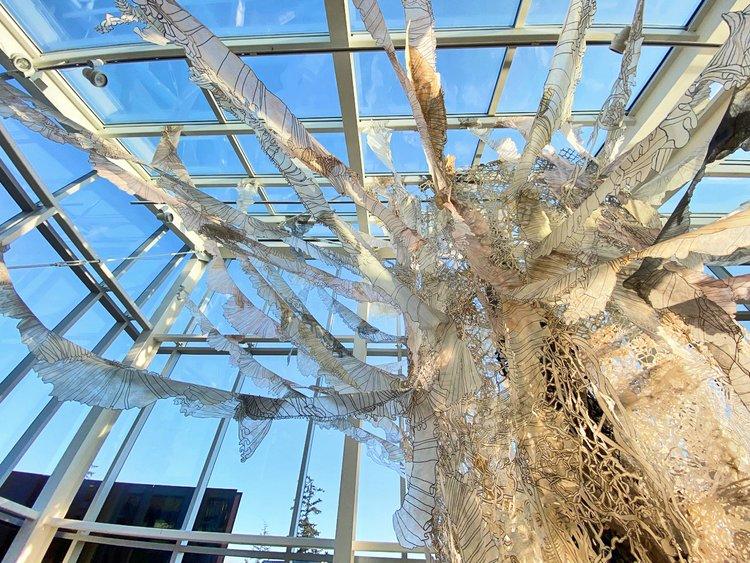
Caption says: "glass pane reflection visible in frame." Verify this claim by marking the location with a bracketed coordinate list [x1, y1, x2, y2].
[499, 46, 668, 112]
[62, 60, 214, 124]
[3, 118, 91, 191]
[356, 48, 505, 116]
[2, 0, 328, 52]
[122, 136, 245, 176]
[527, 0, 703, 27]
[242, 54, 341, 118]
[60, 177, 162, 264]
[349, 0, 519, 30]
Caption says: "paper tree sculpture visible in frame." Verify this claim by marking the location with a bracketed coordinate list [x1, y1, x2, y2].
[3, 0, 750, 560]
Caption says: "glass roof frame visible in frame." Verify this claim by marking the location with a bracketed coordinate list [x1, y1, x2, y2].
[0, 0, 706, 220]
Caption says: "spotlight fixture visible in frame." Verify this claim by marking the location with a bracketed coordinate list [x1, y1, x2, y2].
[9, 53, 33, 77]
[82, 59, 108, 88]
[156, 210, 174, 224]
[609, 25, 631, 54]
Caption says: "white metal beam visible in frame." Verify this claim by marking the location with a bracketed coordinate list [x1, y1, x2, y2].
[100, 112, 609, 137]
[0, 206, 56, 246]
[29, 27, 708, 71]
[322, 3, 369, 560]
[55, 518, 335, 550]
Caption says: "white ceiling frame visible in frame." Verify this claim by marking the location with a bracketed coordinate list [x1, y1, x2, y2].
[31, 26, 707, 71]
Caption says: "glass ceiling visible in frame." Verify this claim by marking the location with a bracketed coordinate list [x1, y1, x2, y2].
[1, 0, 747, 560]
[0, 0, 703, 211]
[3, 0, 702, 51]
[1, 0, 693, 220]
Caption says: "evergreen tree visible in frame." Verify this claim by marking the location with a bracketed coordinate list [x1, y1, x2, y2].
[294, 476, 323, 554]
[251, 521, 270, 555]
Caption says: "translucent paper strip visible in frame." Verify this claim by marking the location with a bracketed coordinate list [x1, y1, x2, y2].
[185, 300, 298, 397]
[594, 0, 645, 162]
[248, 260, 401, 392]
[325, 417, 406, 476]
[512, 207, 750, 318]
[352, 0, 448, 192]
[315, 288, 403, 343]
[512, 0, 596, 242]
[204, 257, 281, 339]
[0, 252, 410, 416]
[466, 124, 520, 161]
[362, 121, 400, 179]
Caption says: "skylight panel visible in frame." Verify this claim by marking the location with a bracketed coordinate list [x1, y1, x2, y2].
[61, 60, 214, 124]
[527, 0, 704, 27]
[314, 132, 349, 164]
[497, 47, 553, 113]
[122, 135, 245, 176]
[240, 54, 341, 118]
[362, 131, 428, 173]
[575, 46, 669, 111]
[237, 132, 348, 174]
[138, 255, 192, 317]
[1, 0, 328, 52]
[59, 177, 162, 265]
[355, 48, 505, 116]
[171, 354, 238, 390]
[0, 149, 38, 205]
[355, 51, 410, 116]
[1, 228, 89, 327]
[0, 186, 20, 223]
[250, 186, 303, 214]
[176, 0, 329, 37]
[236, 135, 286, 175]
[1, 0, 141, 52]
[498, 46, 669, 113]
[446, 130, 482, 169]
[349, 0, 519, 30]
[3, 118, 91, 191]
[62, 300, 121, 349]
[77, 409, 139, 483]
[373, 130, 481, 171]
[117, 231, 186, 298]
[199, 187, 238, 206]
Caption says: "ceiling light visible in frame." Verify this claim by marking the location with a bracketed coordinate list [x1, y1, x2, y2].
[82, 59, 108, 88]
